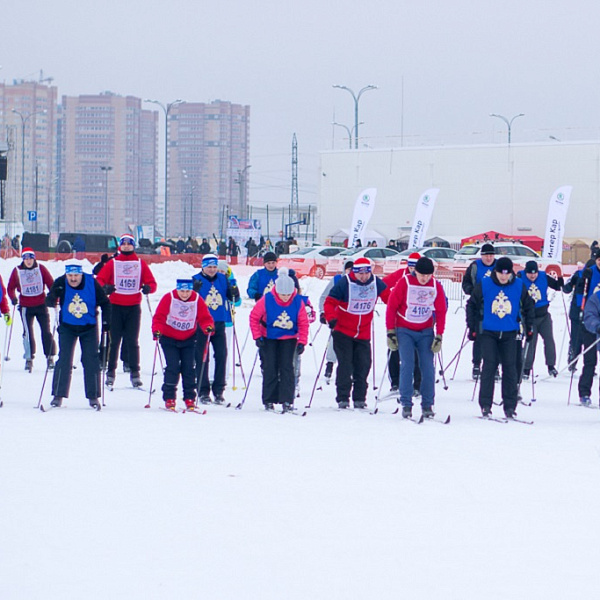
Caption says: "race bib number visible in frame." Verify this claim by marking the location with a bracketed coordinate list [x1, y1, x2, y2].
[406, 283, 436, 323]
[114, 260, 141, 295]
[18, 267, 43, 297]
[166, 297, 198, 332]
[347, 278, 377, 315]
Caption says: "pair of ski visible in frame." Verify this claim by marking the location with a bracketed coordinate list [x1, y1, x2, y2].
[398, 412, 451, 425]
[265, 406, 306, 416]
[160, 406, 207, 415]
[477, 415, 534, 424]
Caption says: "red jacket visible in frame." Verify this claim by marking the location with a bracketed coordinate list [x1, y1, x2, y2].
[7, 262, 54, 307]
[323, 272, 386, 340]
[385, 273, 447, 334]
[96, 252, 157, 306]
[249, 289, 309, 345]
[152, 290, 214, 341]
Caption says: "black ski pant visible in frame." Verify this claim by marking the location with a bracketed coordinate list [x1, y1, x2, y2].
[52, 325, 101, 400]
[472, 336, 482, 367]
[332, 331, 371, 404]
[524, 313, 556, 371]
[160, 335, 196, 401]
[21, 304, 56, 360]
[578, 326, 598, 398]
[261, 338, 297, 405]
[569, 314, 583, 364]
[196, 321, 227, 397]
[107, 304, 141, 375]
[388, 349, 421, 390]
[478, 330, 519, 414]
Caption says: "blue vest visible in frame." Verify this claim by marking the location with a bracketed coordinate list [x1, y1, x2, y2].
[519, 271, 549, 309]
[474, 259, 495, 284]
[573, 270, 584, 309]
[589, 265, 600, 298]
[195, 272, 229, 322]
[62, 274, 97, 327]
[257, 268, 278, 296]
[265, 293, 302, 339]
[481, 277, 523, 332]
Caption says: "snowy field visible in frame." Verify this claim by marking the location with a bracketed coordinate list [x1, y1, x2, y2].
[1, 257, 600, 599]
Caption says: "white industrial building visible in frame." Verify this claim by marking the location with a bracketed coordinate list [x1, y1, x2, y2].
[318, 141, 600, 245]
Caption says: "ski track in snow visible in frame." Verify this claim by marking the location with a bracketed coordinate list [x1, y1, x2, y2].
[0, 258, 599, 599]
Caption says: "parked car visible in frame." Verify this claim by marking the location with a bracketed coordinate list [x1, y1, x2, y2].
[382, 246, 457, 274]
[326, 247, 400, 276]
[278, 246, 344, 278]
[452, 242, 562, 277]
[56, 233, 119, 254]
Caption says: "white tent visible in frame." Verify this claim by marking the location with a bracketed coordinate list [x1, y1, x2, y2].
[327, 228, 386, 247]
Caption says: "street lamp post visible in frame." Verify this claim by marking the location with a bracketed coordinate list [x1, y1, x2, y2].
[144, 98, 184, 238]
[11, 108, 47, 225]
[332, 84, 378, 149]
[332, 121, 364, 149]
[235, 165, 251, 218]
[100, 166, 113, 233]
[490, 113, 525, 144]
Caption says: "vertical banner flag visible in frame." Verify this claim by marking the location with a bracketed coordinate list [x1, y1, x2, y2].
[349, 188, 377, 248]
[542, 185, 572, 260]
[409, 188, 440, 249]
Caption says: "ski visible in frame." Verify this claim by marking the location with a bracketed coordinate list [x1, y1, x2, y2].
[265, 406, 306, 416]
[159, 406, 181, 413]
[476, 415, 509, 424]
[183, 407, 208, 415]
[574, 403, 599, 410]
[418, 414, 451, 424]
[506, 416, 534, 425]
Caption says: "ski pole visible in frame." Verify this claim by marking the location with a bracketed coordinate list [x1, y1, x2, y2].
[309, 322, 323, 346]
[145, 338, 160, 409]
[36, 313, 59, 411]
[100, 329, 109, 407]
[442, 327, 468, 379]
[0, 309, 12, 407]
[470, 370, 480, 402]
[305, 333, 332, 410]
[558, 335, 600, 376]
[437, 354, 448, 391]
[371, 320, 377, 390]
[146, 295, 165, 373]
[231, 325, 237, 390]
[233, 321, 247, 387]
[3, 303, 16, 362]
[560, 291, 571, 337]
[195, 331, 213, 407]
[239, 326, 251, 359]
[236, 348, 260, 410]
[371, 350, 390, 414]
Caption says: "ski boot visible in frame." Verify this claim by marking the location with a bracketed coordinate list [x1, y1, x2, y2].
[25, 359, 33, 373]
[184, 399, 196, 411]
[105, 372, 115, 388]
[165, 399, 177, 411]
[199, 395, 211, 405]
[580, 397, 592, 407]
[123, 362, 131, 373]
[130, 372, 143, 388]
[504, 408, 516, 420]
[89, 398, 101, 411]
[213, 395, 225, 405]
[421, 405, 435, 419]
[522, 369, 531, 381]
[481, 406, 492, 417]
[264, 403, 275, 411]
[50, 396, 63, 408]
[548, 366, 558, 378]
[337, 400, 350, 409]
[402, 405, 412, 419]
[47, 356, 55, 370]
[282, 402, 294, 413]
[353, 400, 367, 410]
[472, 364, 481, 380]
[324, 361, 334, 381]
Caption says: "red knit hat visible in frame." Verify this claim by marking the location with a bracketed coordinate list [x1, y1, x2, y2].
[407, 252, 421, 268]
[352, 257, 372, 272]
[22, 248, 35, 258]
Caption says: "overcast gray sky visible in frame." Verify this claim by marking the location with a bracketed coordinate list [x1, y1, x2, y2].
[3, 0, 599, 211]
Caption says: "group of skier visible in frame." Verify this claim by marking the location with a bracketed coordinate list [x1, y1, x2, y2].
[1, 237, 598, 418]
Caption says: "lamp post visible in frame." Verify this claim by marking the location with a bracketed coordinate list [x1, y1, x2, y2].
[100, 166, 113, 233]
[332, 121, 364, 149]
[332, 84, 378, 149]
[11, 108, 47, 224]
[489, 113, 525, 145]
[235, 165, 251, 218]
[144, 98, 184, 238]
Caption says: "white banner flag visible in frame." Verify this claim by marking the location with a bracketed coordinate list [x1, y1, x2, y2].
[349, 188, 377, 248]
[542, 185, 572, 261]
[409, 188, 440, 249]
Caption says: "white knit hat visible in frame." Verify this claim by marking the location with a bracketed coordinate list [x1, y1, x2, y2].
[275, 267, 295, 295]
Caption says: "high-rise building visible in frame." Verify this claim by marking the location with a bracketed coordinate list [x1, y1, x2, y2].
[60, 92, 158, 235]
[167, 100, 250, 238]
[0, 80, 57, 233]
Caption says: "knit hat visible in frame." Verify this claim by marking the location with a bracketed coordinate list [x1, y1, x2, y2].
[343, 260, 355, 272]
[480, 243, 495, 255]
[352, 257, 372, 273]
[176, 279, 194, 290]
[263, 251, 277, 263]
[65, 259, 83, 274]
[525, 260, 539, 274]
[275, 267, 295, 295]
[217, 260, 228, 274]
[495, 257, 513, 274]
[119, 234, 135, 247]
[21, 248, 35, 259]
[594, 248, 600, 260]
[202, 253, 219, 268]
[407, 252, 421, 269]
[415, 257, 435, 275]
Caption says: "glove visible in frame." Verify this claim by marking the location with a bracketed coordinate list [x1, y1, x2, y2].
[386, 329, 398, 351]
[3, 313, 12, 326]
[526, 328, 534, 341]
[101, 320, 110, 333]
[53, 283, 64, 294]
[320, 312, 327, 325]
[255, 337, 265, 348]
[296, 343, 305, 355]
[468, 330, 477, 341]
[431, 334, 443, 354]
[141, 284, 152, 295]
[153, 331, 161, 340]
[328, 318, 338, 330]
[204, 325, 215, 335]
[254, 293, 262, 301]
[103, 284, 116, 295]
[10, 297, 18, 306]
[192, 279, 202, 292]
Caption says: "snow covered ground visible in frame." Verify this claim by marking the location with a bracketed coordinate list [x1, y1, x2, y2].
[1, 257, 599, 599]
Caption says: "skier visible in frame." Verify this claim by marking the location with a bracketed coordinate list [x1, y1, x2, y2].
[323, 257, 386, 409]
[562, 260, 588, 371]
[151, 279, 214, 411]
[249, 268, 309, 412]
[96, 234, 157, 389]
[318, 260, 354, 382]
[7, 248, 56, 372]
[516, 260, 563, 378]
[192, 254, 240, 404]
[246, 251, 300, 300]
[385, 256, 447, 419]
[45, 261, 111, 410]
[466, 256, 535, 419]
[461, 243, 496, 379]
